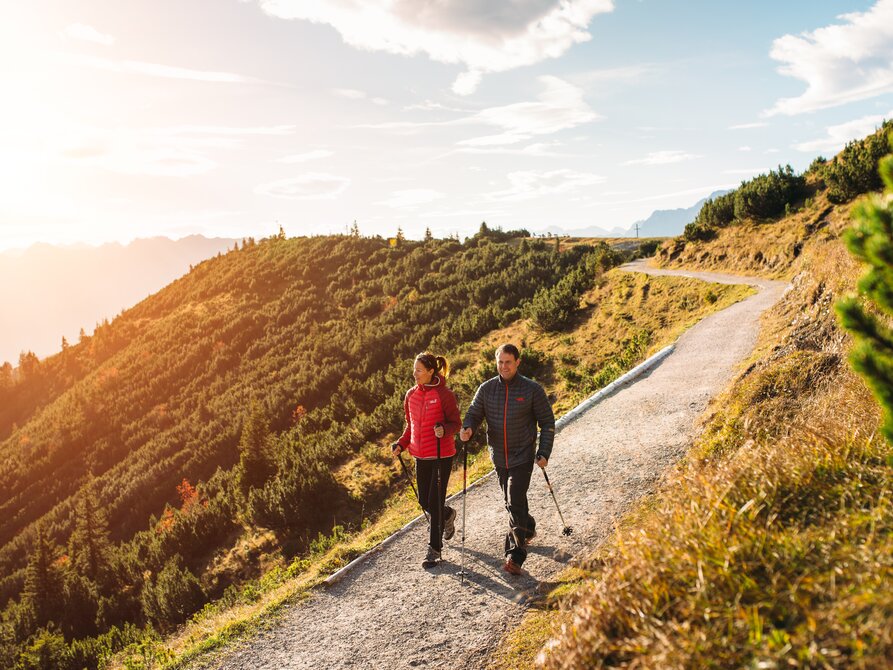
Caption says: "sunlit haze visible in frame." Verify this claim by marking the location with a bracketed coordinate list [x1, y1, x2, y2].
[2, 0, 892, 250]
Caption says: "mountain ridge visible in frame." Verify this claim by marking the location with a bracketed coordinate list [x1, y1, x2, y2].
[0, 235, 237, 364]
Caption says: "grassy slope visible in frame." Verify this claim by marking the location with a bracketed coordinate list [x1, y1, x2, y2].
[503, 196, 893, 668]
[116, 267, 750, 669]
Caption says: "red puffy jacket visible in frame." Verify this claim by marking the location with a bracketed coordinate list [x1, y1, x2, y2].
[397, 375, 460, 459]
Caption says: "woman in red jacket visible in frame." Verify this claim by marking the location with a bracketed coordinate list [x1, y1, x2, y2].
[392, 352, 460, 568]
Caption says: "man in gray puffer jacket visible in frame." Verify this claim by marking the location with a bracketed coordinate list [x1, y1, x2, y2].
[460, 343, 555, 575]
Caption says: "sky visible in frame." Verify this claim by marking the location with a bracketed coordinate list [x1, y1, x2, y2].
[1, 0, 892, 250]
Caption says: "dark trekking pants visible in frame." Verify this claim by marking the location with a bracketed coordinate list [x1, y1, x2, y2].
[416, 456, 454, 551]
[496, 461, 536, 565]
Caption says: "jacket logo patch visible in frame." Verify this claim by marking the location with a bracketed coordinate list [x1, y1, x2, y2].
[429, 398, 439, 404]
[516, 397, 525, 402]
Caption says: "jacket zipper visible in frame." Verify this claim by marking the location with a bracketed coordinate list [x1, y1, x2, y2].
[419, 387, 427, 457]
[503, 382, 509, 468]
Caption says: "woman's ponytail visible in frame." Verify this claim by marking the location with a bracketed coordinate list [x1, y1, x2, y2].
[435, 355, 450, 379]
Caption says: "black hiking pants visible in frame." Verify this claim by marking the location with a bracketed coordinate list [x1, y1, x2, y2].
[496, 461, 536, 566]
[416, 456, 454, 551]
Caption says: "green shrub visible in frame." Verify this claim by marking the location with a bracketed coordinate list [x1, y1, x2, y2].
[140, 555, 205, 631]
[825, 121, 892, 203]
[836, 131, 893, 439]
[733, 165, 806, 220]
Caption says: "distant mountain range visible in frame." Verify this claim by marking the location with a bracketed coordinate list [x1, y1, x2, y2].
[537, 190, 731, 238]
[0, 235, 237, 364]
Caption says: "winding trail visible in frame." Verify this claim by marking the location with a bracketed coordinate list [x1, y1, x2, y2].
[194, 261, 787, 670]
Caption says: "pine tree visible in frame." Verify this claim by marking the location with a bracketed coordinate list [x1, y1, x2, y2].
[836, 134, 893, 439]
[350, 220, 360, 237]
[68, 484, 111, 586]
[238, 400, 276, 492]
[22, 525, 62, 628]
[424, 227, 433, 242]
[0, 361, 12, 391]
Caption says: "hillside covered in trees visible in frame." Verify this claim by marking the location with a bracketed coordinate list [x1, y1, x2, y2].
[0, 226, 630, 667]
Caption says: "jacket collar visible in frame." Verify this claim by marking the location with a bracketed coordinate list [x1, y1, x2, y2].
[418, 374, 442, 390]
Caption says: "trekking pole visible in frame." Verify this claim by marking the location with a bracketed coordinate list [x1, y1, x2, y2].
[457, 441, 468, 581]
[397, 451, 429, 522]
[542, 469, 573, 536]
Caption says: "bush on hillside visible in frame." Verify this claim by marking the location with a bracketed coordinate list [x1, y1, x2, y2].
[733, 164, 806, 220]
[140, 554, 204, 631]
[695, 192, 736, 229]
[683, 221, 717, 242]
[525, 244, 620, 331]
[683, 166, 805, 242]
[825, 121, 892, 203]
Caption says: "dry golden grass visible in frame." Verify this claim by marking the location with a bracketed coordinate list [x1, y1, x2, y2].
[523, 206, 893, 669]
[656, 191, 856, 280]
[538, 367, 890, 670]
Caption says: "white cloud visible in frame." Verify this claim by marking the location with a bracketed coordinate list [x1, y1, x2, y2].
[332, 88, 389, 105]
[454, 141, 568, 158]
[278, 149, 335, 163]
[362, 77, 598, 145]
[624, 150, 702, 166]
[73, 145, 217, 177]
[738, 146, 752, 152]
[63, 23, 115, 46]
[486, 169, 605, 202]
[156, 125, 295, 136]
[377, 189, 445, 209]
[729, 121, 768, 130]
[570, 63, 660, 86]
[254, 173, 351, 199]
[794, 111, 893, 153]
[332, 88, 367, 99]
[57, 125, 297, 177]
[463, 76, 599, 144]
[65, 53, 258, 83]
[256, 0, 615, 94]
[766, 0, 893, 116]
[403, 100, 469, 113]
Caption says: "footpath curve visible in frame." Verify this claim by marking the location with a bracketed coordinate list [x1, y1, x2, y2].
[194, 260, 787, 670]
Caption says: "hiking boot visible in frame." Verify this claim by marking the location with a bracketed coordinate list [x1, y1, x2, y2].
[443, 506, 457, 541]
[503, 557, 523, 576]
[422, 546, 441, 569]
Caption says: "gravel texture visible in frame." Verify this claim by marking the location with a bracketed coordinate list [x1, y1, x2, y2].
[192, 261, 787, 670]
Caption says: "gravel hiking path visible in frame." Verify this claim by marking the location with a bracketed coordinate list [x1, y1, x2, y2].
[193, 260, 787, 670]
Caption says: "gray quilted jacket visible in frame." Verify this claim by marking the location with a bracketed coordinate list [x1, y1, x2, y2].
[462, 374, 555, 469]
